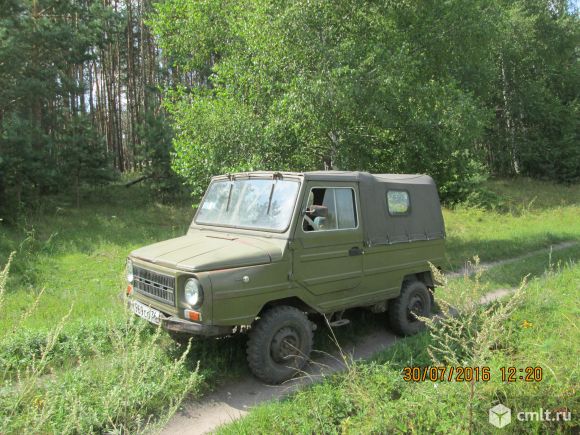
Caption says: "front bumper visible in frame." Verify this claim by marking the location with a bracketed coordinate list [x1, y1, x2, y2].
[162, 316, 233, 337]
[127, 296, 232, 337]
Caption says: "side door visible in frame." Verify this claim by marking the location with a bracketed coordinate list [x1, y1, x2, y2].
[292, 182, 364, 311]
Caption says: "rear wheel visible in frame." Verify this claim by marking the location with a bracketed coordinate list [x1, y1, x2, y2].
[247, 306, 313, 384]
[389, 281, 432, 336]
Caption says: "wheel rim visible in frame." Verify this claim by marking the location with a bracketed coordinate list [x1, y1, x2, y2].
[270, 327, 301, 364]
[407, 291, 428, 323]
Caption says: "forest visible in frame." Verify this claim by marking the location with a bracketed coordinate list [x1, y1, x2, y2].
[0, 0, 580, 208]
[0, 0, 578, 215]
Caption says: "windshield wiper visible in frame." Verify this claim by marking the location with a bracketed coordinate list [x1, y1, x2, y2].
[225, 183, 233, 211]
[266, 181, 276, 215]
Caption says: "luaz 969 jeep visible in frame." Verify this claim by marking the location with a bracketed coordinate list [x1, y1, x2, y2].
[126, 171, 445, 383]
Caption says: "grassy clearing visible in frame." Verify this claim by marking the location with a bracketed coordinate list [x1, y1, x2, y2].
[444, 178, 579, 269]
[219, 261, 579, 434]
[0, 186, 246, 433]
[0, 185, 192, 332]
[0, 178, 578, 432]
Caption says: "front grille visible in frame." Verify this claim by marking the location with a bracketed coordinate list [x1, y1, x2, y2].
[133, 266, 175, 305]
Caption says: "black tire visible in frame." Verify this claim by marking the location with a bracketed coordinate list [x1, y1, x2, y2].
[389, 281, 432, 336]
[247, 306, 313, 384]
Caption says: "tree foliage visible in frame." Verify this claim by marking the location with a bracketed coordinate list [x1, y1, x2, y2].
[0, 0, 577, 213]
[0, 0, 178, 218]
[151, 0, 579, 201]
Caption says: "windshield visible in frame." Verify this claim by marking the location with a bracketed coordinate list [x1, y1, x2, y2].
[195, 179, 300, 231]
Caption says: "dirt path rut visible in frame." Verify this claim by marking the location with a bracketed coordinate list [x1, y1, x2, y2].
[163, 328, 398, 435]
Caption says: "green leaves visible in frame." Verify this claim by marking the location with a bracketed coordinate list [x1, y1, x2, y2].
[151, 0, 579, 199]
[151, 1, 485, 197]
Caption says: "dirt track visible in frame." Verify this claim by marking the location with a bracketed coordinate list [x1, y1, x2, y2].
[162, 327, 398, 435]
[162, 241, 577, 435]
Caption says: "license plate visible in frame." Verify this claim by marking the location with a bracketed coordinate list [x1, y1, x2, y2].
[131, 300, 162, 325]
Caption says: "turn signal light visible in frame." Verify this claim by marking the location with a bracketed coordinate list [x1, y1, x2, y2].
[126, 284, 133, 295]
[185, 310, 201, 321]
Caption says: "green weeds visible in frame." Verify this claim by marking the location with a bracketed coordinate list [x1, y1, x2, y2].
[0, 253, 202, 434]
[0, 184, 193, 332]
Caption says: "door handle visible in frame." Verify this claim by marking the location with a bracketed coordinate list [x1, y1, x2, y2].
[349, 247, 364, 256]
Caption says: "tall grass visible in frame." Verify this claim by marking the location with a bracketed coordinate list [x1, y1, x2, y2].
[419, 261, 527, 433]
[0, 253, 201, 434]
[0, 252, 15, 310]
[423, 259, 527, 367]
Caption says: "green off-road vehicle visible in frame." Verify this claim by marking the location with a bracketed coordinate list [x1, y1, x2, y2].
[126, 171, 445, 383]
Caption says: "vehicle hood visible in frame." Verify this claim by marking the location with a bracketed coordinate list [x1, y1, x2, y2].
[129, 231, 285, 272]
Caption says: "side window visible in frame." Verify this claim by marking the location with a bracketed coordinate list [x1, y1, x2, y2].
[387, 190, 410, 215]
[303, 188, 357, 232]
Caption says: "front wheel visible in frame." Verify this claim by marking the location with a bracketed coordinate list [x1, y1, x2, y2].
[247, 306, 313, 384]
[389, 281, 432, 336]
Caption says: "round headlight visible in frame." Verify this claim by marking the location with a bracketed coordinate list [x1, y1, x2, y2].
[126, 259, 134, 283]
[184, 278, 203, 307]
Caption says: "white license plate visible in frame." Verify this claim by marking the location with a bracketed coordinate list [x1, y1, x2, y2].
[132, 300, 162, 325]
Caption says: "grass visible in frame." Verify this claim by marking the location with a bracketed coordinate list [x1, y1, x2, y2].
[0, 254, 202, 434]
[0, 186, 243, 433]
[442, 244, 580, 306]
[0, 177, 578, 433]
[0, 185, 192, 332]
[444, 178, 580, 270]
[218, 260, 579, 434]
